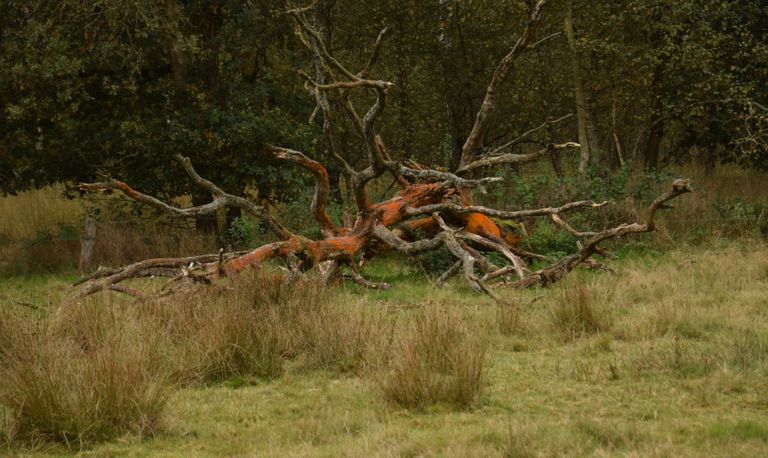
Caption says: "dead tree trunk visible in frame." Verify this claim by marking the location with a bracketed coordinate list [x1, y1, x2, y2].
[66, 0, 692, 307]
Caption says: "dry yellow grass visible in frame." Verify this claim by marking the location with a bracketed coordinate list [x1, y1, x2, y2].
[1, 165, 767, 454]
[381, 302, 487, 410]
[0, 186, 84, 241]
[0, 239, 767, 455]
[0, 303, 172, 447]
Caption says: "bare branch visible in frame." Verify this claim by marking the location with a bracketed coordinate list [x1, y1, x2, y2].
[405, 199, 608, 219]
[548, 214, 599, 238]
[437, 261, 462, 286]
[299, 71, 393, 91]
[458, 0, 549, 169]
[358, 26, 389, 78]
[372, 224, 446, 255]
[433, 214, 506, 303]
[283, 0, 320, 16]
[65, 254, 226, 306]
[398, 166, 503, 188]
[510, 179, 693, 288]
[80, 155, 293, 240]
[348, 262, 390, 289]
[484, 114, 573, 157]
[289, 8, 359, 81]
[530, 31, 562, 49]
[456, 232, 528, 279]
[458, 142, 580, 174]
[268, 145, 343, 236]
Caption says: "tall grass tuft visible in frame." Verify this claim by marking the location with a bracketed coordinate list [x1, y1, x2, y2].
[139, 269, 386, 383]
[0, 305, 173, 448]
[381, 304, 486, 410]
[495, 304, 524, 337]
[291, 295, 390, 375]
[142, 271, 300, 384]
[0, 186, 83, 241]
[503, 421, 536, 458]
[549, 285, 613, 340]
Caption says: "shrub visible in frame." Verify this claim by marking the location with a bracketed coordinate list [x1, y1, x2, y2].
[381, 304, 486, 410]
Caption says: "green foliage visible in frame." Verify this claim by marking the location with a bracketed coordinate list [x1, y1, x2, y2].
[524, 220, 576, 258]
[713, 198, 768, 237]
[0, 0, 315, 201]
[2, 0, 765, 201]
[228, 216, 260, 250]
[417, 247, 457, 276]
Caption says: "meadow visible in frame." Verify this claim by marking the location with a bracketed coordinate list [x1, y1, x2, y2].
[1, 165, 768, 457]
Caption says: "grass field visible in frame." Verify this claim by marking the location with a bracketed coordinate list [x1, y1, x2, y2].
[2, 239, 768, 457]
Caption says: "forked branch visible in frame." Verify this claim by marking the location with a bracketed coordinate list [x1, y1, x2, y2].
[80, 154, 293, 240]
[510, 179, 693, 288]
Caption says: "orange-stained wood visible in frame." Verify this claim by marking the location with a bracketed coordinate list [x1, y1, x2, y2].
[372, 183, 446, 227]
[402, 217, 439, 237]
[222, 182, 519, 276]
[222, 236, 367, 276]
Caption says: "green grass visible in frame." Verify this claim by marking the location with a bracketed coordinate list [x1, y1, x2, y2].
[2, 239, 768, 456]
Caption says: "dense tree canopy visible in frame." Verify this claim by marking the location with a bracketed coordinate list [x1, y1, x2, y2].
[1, 0, 766, 198]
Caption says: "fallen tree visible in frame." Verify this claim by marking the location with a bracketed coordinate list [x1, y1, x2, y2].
[67, 0, 691, 305]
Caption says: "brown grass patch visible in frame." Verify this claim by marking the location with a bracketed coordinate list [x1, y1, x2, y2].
[0, 305, 173, 448]
[549, 284, 613, 340]
[381, 303, 486, 410]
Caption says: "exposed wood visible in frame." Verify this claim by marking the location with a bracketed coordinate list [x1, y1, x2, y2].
[66, 2, 692, 307]
[510, 179, 692, 288]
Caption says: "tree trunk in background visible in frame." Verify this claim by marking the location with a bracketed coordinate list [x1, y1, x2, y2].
[565, 0, 592, 174]
[441, 1, 476, 172]
[79, 210, 97, 273]
[644, 117, 664, 171]
[643, 68, 665, 171]
[192, 192, 219, 236]
[164, 0, 187, 108]
[313, 0, 344, 205]
[549, 149, 564, 178]
[205, 2, 224, 106]
[449, 108, 466, 171]
[611, 96, 626, 168]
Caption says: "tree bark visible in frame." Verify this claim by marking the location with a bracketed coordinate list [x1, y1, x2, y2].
[164, 0, 187, 108]
[643, 68, 666, 171]
[564, 0, 592, 174]
[79, 210, 97, 273]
